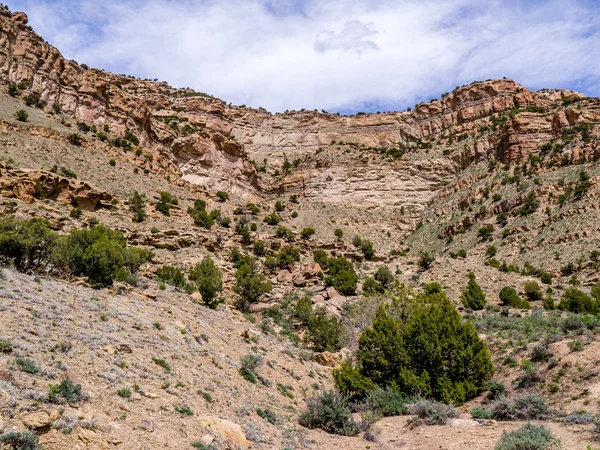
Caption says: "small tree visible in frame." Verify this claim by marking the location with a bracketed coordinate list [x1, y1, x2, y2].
[334, 228, 343, 241]
[523, 281, 542, 301]
[461, 272, 486, 310]
[361, 240, 374, 260]
[234, 260, 272, 310]
[352, 235, 362, 247]
[499, 286, 521, 308]
[417, 251, 435, 270]
[15, 109, 28, 122]
[189, 256, 223, 308]
[129, 191, 146, 222]
[216, 191, 229, 202]
[374, 265, 394, 287]
[301, 227, 316, 239]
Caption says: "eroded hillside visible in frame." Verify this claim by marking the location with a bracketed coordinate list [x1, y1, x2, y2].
[1, 5, 600, 450]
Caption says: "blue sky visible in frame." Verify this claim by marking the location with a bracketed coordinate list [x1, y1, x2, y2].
[15, 0, 600, 113]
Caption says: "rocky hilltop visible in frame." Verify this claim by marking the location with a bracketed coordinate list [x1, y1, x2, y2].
[1, 5, 600, 450]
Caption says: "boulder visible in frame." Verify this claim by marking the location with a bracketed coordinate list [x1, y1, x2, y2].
[23, 411, 51, 428]
[277, 269, 292, 283]
[314, 351, 341, 367]
[197, 416, 248, 449]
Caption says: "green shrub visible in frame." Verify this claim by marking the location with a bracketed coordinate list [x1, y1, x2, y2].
[366, 387, 417, 416]
[68, 133, 82, 146]
[70, 208, 83, 219]
[337, 286, 493, 404]
[16, 357, 39, 374]
[486, 381, 506, 400]
[374, 266, 394, 287]
[129, 191, 146, 222]
[0, 430, 42, 450]
[417, 251, 434, 270]
[234, 260, 272, 310]
[305, 307, 345, 352]
[363, 277, 384, 296]
[519, 191, 539, 216]
[494, 423, 559, 450]
[59, 166, 77, 178]
[299, 390, 360, 436]
[313, 249, 329, 269]
[274, 200, 285, 212]
[295, 296, 313, 323]
[361, 240, 374, 260]
[15, 109, 29, 122]
[152, 357, 171, 372]
[478, 224, 494, 240]
[0, 217, 59, 271]
[189, 256, 223, 308]
[252, 240, 266, 256]
[334, 228, 343, 240]
[558, 288, 596, 314]
[256, 407, 277, 424]
[498, 286, 528, 309]
[470, 406, 493, 419]
[326, 257, 357, 295]
[531, 345, 553, 362]
[156, 265, 186, 288]
[188, 200, 214, 229]
[408, 399, 458, 425]
[117, 388, 131, 398]
[540, 272, 553, 285]
[54, 225, 151, 287]
[48, 379, 82, 403]
[300, 227, 316, 239]
[275, 225, 294, 240]
[109, 159, 116, 167]
[289, 194, 298, 203]
[486, 245, 497, 257]
[0, 338, 13, 353]
[461, 272, 486, 310]
[524, 281, 543, 301]
[215, 191, 228, 202]
[263, 213, 281, 226]
[568, 340, 584, 352]
[352, 235, 362, 247]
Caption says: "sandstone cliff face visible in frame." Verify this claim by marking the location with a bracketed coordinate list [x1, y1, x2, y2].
[0, 7, 596, 214]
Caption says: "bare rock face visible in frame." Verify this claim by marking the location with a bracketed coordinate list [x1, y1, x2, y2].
[0, 162, 112, 209]
[11, 12, 28, 25]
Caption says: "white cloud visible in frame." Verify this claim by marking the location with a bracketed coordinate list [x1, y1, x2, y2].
[18, 0, 600, 112]
[314, 20, 380, 54]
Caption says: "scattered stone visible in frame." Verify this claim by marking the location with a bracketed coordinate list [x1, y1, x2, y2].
[141, 420, 154, 432]
[314, 351, 341, 367]
[103, 345, 115, 355]
[142, 290, 157, 299]
[277, 269, 292, 283]
[22, 411, 51, 428]
[117, 343, 132, 353]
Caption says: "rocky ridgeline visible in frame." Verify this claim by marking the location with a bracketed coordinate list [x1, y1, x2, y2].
[1, 7, 598, 213]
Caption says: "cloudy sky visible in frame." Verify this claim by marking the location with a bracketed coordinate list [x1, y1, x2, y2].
[16, 0, 600, 113]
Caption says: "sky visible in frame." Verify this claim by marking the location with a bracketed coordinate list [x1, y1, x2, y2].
[14, 0, 600, 114]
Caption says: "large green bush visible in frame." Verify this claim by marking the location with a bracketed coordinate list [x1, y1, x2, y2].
[188, 199, 215, 229]
[461, 272, 486, 310]
[558, 287, 596, 314]
[326, 257, 357, 295]
[0, 217, 59, 271]
[335, 286, 493, 404]
[498, 286, 530, 309]
[54, 225, 152, 287]
[156, 265, 186, 288]
[189, 256, 223, 308]
[305, 307, 345, 352]
[233, 260, 272, 310]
